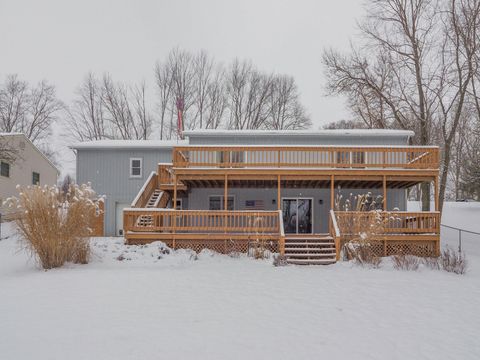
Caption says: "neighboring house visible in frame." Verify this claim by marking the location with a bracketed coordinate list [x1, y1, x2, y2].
[0, 133, 59, 214]
[74, 130, 441, 264]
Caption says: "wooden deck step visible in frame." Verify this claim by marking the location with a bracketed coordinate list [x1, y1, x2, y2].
[287, 258, 336, 265]
[284, 235, 336, 265]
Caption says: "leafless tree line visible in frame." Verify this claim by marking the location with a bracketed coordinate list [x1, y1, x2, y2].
[154, 49, 311, 139]
[67, 73, 152, 141]
[322, 0, 480, 210]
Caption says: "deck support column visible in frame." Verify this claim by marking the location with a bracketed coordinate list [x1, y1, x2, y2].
[173, 174, 177, 210]
[224, 174, 228, 233]
[434, 175, 440, 256]
[277, 175, 281, 210]
[330, 175, 335, 210]
[434, 176, 439, 212]
[383, 175, 387, 211]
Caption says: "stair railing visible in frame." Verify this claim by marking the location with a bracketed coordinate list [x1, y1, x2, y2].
[329, 210, 341, 260]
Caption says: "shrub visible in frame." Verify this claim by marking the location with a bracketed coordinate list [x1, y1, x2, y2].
[439, 247, 467, 275]
[4, 184, 102, 269]
[392, 254, 420, 271]
[273, 254, 289, 267]
[421, 248, 467, 274]
[344, 240, 382, 268]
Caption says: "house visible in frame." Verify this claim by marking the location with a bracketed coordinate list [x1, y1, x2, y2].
[0, 133, 59, 215]
[73, 130, 440, 264]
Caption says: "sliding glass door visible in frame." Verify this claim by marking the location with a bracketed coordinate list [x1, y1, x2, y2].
[282, 198, 313, 234]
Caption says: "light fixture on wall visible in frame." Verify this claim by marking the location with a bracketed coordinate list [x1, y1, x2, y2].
[272, 199, 276, 205]
[318, 199, 323, 205]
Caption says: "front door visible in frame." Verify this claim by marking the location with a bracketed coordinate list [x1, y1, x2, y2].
[282, 198, 313, 234]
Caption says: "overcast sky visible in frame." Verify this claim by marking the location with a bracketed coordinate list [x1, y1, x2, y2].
[0, 0, 363, 174]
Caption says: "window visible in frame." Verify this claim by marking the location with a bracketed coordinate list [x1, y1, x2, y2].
[32, 172, 40, 185]
[129, 158, 142, 178]
[336, 151, 365, 166]
[0, 162, 9, 177]
[209, 195, 234, 210]
[175, 199, 183, 210]
[216, 151, 245, 165]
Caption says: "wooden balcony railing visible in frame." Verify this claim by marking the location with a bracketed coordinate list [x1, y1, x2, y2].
[333, 211, 440, 236]
[329, 210, 441, 259]
[124, 209, 283, 235]
[172, 146, 439, 170]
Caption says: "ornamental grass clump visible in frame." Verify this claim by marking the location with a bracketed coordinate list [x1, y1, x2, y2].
[4, 183, 102, 269]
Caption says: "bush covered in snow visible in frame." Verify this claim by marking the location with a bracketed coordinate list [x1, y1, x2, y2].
[4, 183, 102, 269]
[392, 254, 420, 271]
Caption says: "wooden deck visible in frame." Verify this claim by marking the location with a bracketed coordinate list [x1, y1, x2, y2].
[122, 144, 441, 261]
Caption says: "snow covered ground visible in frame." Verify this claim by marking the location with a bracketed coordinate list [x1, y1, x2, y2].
[1, 203, 480, 360]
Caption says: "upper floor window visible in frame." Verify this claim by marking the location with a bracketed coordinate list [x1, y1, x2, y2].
[130, 158, 142, 178]
[32, 172, 40, 185]
[336, 151, 365, 166]
[0, 162, 10, 177]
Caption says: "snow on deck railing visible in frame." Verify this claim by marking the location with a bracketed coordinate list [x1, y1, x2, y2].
[330, 209, 340, 238]
[130, 171, 156, 207]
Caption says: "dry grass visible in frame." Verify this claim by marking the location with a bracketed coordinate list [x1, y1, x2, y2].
[344, 241, 382, 268]
[4, 184, 102, 269]
[272, 254, 289, 266]
[438, 247, 468, 275]
[392, 254, 420, 271]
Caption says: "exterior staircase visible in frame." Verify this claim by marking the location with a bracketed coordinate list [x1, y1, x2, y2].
[137, 190, 164, 226]
[284, 235, 336, 265]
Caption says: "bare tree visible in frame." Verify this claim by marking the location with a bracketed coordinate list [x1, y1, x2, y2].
[321, 0, 480, 211]
[226, 59, 273, 129]
[267, 75, 311, 130]
[0, 74, 62, 144]
[67, 72, 107, 141]
[154, 61, 174, 139]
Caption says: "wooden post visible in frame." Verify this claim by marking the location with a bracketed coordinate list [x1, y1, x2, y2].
[434, 176, 439, 212]
[383, 175, 387, 211]
[330, 175, 335, 210]
[224, 174, 228, 210]
[224, 174, 228, 233]
[277, 175, 281, 210]
[173, 174, 177, 210]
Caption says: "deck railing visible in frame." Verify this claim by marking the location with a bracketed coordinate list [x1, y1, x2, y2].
[333, 211, 441, 236]
[123, 209, 283, 235]
[172, 146, 439, 170]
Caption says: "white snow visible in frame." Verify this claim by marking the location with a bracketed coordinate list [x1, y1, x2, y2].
[1, 202, 479, 360]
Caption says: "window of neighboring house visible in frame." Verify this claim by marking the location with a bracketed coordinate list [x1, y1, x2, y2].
[32, 172, 40, 185]
[0, 162, 10, 177]
[208, 195, 234, 210]
[130, 158, 142, 178]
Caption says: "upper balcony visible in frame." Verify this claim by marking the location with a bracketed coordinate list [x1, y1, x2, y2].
[172, 145, 439, 172]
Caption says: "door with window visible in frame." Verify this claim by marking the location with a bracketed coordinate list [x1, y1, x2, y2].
[282, 198, 313, 234]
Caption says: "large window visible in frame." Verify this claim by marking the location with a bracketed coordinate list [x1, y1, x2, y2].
[0, 162, 10, 177]
[129, 158, 142, 178]
[32, 172, 40, 185]
[209, 195, 234, 210]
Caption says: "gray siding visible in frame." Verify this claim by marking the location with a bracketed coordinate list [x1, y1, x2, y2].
[187, 134, 410, 146]
[76, 148, 172, 236]
[187, 187, 406, 233]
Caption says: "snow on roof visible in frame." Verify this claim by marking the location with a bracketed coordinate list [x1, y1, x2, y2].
[183, 129, 415, 137]
[70, 139, 188, 150]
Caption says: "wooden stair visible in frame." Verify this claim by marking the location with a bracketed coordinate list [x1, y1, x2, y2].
[284, 235, 336, 265]
[137, 190, 164, 226]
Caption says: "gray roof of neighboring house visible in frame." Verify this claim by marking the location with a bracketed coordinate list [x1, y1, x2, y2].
[0, 132, 60, 174]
